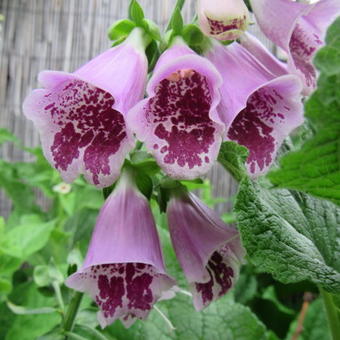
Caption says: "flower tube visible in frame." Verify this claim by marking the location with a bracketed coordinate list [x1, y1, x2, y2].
[198, 0, 250, 41]
[206, 39, 303, 176]
[66, 173, 175, 328]
[167, 191, 245, 310]
[250, 0, 340, 95]
[23, 28, 148, 187]
[127, 39, 224, 180]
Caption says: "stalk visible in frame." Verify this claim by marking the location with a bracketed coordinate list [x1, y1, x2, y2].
[320, 288, 340, 340]
[166, 0, 186, 31]
[63, 292, 83, 339]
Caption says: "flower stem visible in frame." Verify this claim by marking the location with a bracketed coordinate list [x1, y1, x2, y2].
[166, 0, 186, 31]
[63, 291, 83, 338]
[320, 288, 340, 340]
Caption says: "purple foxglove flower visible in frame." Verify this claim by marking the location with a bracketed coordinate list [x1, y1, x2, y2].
[66, 173, 175, 328]
[23, 28, 148, 187]
[250, 0, 340, 95]
[167, 191, 245, 310]
[198, 0, 250, 41]
[127, 40, 224, 180]
[206, 38, 303, 176]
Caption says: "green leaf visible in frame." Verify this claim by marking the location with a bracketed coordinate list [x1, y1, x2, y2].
[0, 279, 12, 300]
[33, 262, 64, 287]
[6, 300, 56, 315]
[268, 18, 340, 205]
[105, 294, 269, 340]
[145, 39, 161, 72]
[313, 18, 340, 77]
[5, 283, 61, 340]
[218, 141, 249, 181]
[0, 216, 55, 259]
[73, 324, 111, 340]
[128, 0, 144, 25]
[235, 178, 340, 293]
[0, 160, 41, 213]
[183, 24, 204, 46]
[107, 19, 136, 41]
[0, 128, 19, 146]
[169, 8, 183, 35]
[143, 19, 161, 41]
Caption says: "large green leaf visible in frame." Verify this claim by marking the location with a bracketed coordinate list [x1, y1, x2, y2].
[268, 18, 340, 205]
[235, 178, 340, 293]
[105, 294, 270, 340]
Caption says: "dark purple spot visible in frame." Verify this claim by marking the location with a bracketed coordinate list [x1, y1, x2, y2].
[207, 16, 245, 36]
[126, 263, 153, 311]
[147, 70, 215, 169]
[96, 274, 125, 318]
[289, 23, 322, 88]
[228, 88, 287, 174]
[195, 250, 234, 307]
[93, 263, 156, 321]
[47, 79, 127, 184]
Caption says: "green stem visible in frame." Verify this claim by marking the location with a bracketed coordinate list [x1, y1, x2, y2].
[166, 0, 186, 31]
[320, 288, 340, 340]
[52, 282, 65, 313]
[63, 292, 83, 338]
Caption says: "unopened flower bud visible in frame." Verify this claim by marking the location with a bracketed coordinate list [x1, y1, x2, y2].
[198, 0, 249, 41]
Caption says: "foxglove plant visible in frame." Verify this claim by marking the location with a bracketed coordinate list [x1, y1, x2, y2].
[23, 28, 148, 187]
[66, 172, 175, 328]
[250, 0, 340, 95]
[21, 0, 340, 336]
[206, 37, 303, 176]
[167, 190, 245, 310]
[127, 38, 225, 180]
[198, 0, 250, 41]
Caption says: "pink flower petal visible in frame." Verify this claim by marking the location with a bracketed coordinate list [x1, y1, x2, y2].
[251, 0, 340, 94]
[66, 176, 175, 328]
[23, 78, 134, 187]
[23, 34, 148, 187]
[167, 192, 245, 310]
[127, 43, 224, 179]
[206, 41, 303, 176]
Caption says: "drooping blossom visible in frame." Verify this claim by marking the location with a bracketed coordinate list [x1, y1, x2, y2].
[206, 36, 303, 176]
[127, 38, 224, 180]
[23, 28, 148, 187]
[66, 172, 175, 328]
[250, 0, 340, 95]
[198, 0, 250, 41]
[167, 190, 245, 310]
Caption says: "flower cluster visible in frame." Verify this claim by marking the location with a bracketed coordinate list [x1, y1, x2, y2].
[23, 0, 339, 329]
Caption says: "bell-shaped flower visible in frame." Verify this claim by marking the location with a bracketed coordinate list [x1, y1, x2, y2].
[65, 173, 175, 328]
[127, 39, 224, 180]
[250, 0, 340, 95]
[23, 28, 148, 187]
[167, 190, 245, 310]
[206, 37, 303, 176]
[198, 0, 250, 41]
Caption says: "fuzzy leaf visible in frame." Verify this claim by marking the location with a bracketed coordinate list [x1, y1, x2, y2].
[235, 178, 340, 293]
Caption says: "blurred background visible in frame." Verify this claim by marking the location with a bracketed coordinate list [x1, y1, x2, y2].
[0, 0, 273, 217]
